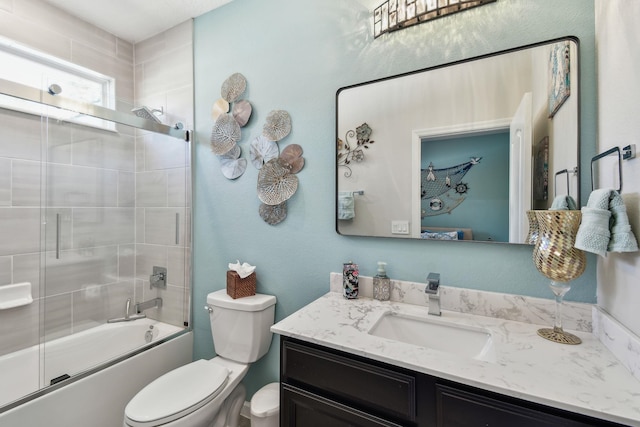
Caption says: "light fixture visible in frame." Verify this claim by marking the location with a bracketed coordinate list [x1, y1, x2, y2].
[373, 0, 497, 38]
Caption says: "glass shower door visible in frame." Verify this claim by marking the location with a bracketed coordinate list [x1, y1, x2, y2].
[39, 105, 191, 386]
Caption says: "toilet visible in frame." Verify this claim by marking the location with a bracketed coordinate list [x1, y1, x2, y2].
[250, 382, 280, 427]
[123, 290, 277, 427]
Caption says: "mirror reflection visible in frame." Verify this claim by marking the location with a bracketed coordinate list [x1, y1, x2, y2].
[336, 37, 579, 244]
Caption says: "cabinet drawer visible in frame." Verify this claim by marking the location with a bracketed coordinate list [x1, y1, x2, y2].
[282, 339, 417, 422]
[282, 384, 404, 427]
[436, 384, 614, 427]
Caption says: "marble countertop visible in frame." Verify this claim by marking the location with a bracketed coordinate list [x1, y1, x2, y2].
[272, 291, 640, 426]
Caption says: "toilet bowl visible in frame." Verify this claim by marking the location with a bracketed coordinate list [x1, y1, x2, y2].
[123, 290, 276, 427]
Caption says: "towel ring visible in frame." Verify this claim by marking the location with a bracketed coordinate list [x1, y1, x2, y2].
[590, 147, 622, 192]
[554, 168, 575, 198]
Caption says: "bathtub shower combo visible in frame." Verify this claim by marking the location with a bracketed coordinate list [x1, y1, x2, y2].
[0, 77, 192, 424]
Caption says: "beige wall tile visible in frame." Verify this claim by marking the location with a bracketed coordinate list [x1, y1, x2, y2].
[43, 246, 118, 296]
[0, 207, 40, 256]
[136, 171, 168, 207]
[46, 163, 119, 207]
[144, 208, 187, 246]
[14, 0, 117, 57]
[71, 127, 135, 171]
[0, 256, 11, 285]
[72, 208, 135, 248]
[0, 158, 10, 206]
[13, 254, 40, 299]
[135, 244, 167, 282]
[0, 11, 72, 61]
[118, 171, 135, 207]
[0, 0, 13, 12]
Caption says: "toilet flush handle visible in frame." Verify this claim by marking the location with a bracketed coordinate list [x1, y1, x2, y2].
[204, 305, 213, 313]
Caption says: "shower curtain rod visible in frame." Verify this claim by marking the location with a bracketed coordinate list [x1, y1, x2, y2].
[0, 78, 189, 141]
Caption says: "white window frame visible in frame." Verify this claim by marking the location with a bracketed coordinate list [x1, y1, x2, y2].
[0, 36, 116, 130]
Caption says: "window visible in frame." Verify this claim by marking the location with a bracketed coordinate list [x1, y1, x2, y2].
[0, 36, 116, 129]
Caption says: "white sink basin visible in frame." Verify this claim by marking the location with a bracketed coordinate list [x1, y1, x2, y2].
[368, 312, 497, 363]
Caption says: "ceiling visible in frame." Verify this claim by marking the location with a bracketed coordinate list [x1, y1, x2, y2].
[41, 0, 233, 43]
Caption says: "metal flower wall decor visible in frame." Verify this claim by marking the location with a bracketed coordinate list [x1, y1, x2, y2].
[211, 72, 253, 179]
[209, 74, 305, 225]
[255, 110, 305, 226]
[338, 123, 374, 177]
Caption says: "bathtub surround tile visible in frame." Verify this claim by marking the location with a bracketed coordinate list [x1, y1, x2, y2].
[118, 244, 136, 283]
[72, 207, 135, 248]
[136, 171, 168, 207]
[592, 307, 640, 382]
[329, 273, 593, 332]
[14, 0, 118, 58]
[44, 293, 72, 341]
[116, 38, 134, 64]
[43, 247, 118, 296]
[135, 244, 168, 282]
[0, 256, 11, 286]
[46, 163, 119, 208]
[167, 246, 189, 288]
[167, 167, 188, 207]
[144, 207, 187, 246]
[71, 127, 136, 172]
[0, 207, 40, 256]
[0, 12, 72, 61]
[142, 132, 189, 171]
[0, 158, 10, 206]
[118, 171, 135, 207]
[11, 160, 41, 206]
[0, 109, 42, 161]
[13, 253, 40, 299]
[0, 0, 12, 12]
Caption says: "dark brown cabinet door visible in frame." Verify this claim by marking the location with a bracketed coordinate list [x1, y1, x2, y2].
[282, 385, 404, 427]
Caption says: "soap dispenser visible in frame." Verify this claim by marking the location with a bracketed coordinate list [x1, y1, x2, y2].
[373, 261, 391, 301]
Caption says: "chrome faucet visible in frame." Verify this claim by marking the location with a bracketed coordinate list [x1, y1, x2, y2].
[107, 298, 147, 323]
[135, 297, 163, 314]
[425, 273, 441, 316]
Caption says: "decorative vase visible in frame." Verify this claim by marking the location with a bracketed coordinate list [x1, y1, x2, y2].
[530, 210, 586, 345]
[525, 210, 539, 245]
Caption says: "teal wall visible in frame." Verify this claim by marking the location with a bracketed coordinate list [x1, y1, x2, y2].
[421, 133, 510, 241]
[193, 0, 596, 398]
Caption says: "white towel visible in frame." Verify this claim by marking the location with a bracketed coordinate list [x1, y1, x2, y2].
[338, 191, 355, 220]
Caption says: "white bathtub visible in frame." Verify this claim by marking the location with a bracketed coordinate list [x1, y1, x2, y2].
[0, 319, 192, 427]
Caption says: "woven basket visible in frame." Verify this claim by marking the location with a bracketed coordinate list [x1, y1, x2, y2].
[226, 271, 256, 299]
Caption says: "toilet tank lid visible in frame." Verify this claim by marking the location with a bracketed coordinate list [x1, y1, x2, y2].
[207, 289, 276, 311]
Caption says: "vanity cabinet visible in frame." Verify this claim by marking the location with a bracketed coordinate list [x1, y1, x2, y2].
[280, 337, 626, 427]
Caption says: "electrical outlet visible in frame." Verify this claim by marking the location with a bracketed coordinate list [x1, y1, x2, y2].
[391, 220, 410, 235]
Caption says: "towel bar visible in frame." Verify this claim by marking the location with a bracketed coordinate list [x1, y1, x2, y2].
[591, 147, 622, 192]
[554, 167, 577, 198]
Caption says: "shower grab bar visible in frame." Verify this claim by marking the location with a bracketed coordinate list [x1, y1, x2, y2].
[55, 213, 61, 259]
[591, 146, 622, 192]
[0, 78, 189, 141]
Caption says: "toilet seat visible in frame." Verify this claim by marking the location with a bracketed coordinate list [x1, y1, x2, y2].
[125, 359, 229, 427]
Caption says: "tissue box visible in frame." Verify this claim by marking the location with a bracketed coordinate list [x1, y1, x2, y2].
[226, 271, 256, 299]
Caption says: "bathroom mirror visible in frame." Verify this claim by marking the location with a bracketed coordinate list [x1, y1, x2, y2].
[336, 37, 579, 244]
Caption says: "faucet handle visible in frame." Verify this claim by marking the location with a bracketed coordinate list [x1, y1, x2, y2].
[425, 273, 440, 294]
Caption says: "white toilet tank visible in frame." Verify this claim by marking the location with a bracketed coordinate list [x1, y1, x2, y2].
[207, 290, 277, 363]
